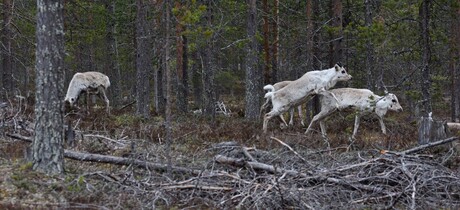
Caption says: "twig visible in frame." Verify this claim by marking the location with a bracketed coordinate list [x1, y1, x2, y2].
[270, 136, 308, 163]
[118, 100, 136, 111]
[84, 134, 127, 146]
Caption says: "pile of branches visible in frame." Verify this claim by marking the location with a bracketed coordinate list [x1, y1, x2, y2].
[53, 137, 460, 209]
[6, 131, 460, 209]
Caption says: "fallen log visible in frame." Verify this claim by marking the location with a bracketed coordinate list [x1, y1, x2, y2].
[6, 133, 203, 175]
[399, 136, 459, 155]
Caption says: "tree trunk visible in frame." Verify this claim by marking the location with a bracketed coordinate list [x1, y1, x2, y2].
[33, 0, 65, 175]
[452, 0, 460, 122]
[262, 0, 271, 84]
[175, 2, 188, 114]
[271, 0, 279, 82]
[419, 0, 432, 117]
[155, 61, 165, 115]
[104, 0, 121, 107]
[2, 0, 13, 95]
[202, 0, 216, 118]
[191, 51, 202, 109]
[164, 0, 172, 175]
[245, 0, 261, 120]
[365, 0, 374, 90]
[330, 0, 343, 66]
[135, 0, 152, 118]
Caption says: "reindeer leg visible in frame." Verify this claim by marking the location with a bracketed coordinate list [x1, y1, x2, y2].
[263, 111, 277, 133]
[288, 107, 294, 126]
[97, 86, 110, 114]
[306, 108, 334, 135]
[264, 106, 287, 133]
[378, 116, 386, 134]
[298, 105, 305, 126]
[279, 114, 288, 127]
[319, 120, 327, 138]
[260, 98, 270, 118]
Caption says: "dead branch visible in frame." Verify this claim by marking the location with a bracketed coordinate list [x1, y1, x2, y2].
[241, 146, 257, 162]
[214, 154, 308, 177]
[398, 136, 458, 155]
[161, 184, 233, 191]
[118, 100, 136, 111]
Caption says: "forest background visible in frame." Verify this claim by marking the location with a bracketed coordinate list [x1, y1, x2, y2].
[2, 0, 460, 120]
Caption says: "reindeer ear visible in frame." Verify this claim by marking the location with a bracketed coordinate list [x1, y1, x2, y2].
[384, 90, 389, 95]
[334, 64, 340, 71]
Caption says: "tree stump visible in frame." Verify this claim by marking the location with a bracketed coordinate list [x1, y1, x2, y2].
[418, 116, 449, 145]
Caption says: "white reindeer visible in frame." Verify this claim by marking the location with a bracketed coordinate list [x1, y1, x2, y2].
[263, 64, 352, 133]
[260, 81, 304, 127]
[64, 71, 111, 113]
[305, 88, 403, 138]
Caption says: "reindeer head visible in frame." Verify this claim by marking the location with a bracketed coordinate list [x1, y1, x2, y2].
[64, 96, 77, 107]
[334, 64, 352, 82]
[383, 93, 403, 112]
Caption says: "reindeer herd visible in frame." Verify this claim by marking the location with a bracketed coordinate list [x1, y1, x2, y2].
[261, 64, 403, 138]
[64, 63, 402, 138]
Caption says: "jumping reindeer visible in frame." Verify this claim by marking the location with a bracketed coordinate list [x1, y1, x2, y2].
[263, 64, 352, 133]
[261, 80, 304, 127]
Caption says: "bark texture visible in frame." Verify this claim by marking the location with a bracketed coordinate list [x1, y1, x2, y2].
[244, 0, 261, 120]
[419, 0, 432, 117]
[33, 0, 65, 174]
[135, 0, 152, 118]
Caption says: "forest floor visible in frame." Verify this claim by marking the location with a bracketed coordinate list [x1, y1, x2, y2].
[0, 98, 459, 209]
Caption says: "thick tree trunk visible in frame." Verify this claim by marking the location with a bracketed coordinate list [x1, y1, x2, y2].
[2, 0, 13, 95]
[33, 0, 65, 174]
[419, 0, 432, 117]
[244, 0, 261, 120]
[202, 0, 216, 118]
[135, 0, 152, 118]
